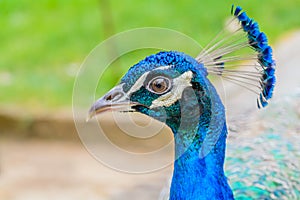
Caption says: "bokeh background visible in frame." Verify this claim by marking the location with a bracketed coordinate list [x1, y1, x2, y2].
[1, 0, 300, 200]
[1, 0, 300, 109]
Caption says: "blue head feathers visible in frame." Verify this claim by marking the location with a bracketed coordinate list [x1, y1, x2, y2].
[119, 51, 213, 131]
[121, 51, 208, 93]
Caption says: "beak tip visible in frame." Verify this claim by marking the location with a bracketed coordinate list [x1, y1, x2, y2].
[86, 116, 91, 122]
[86, 109, 96, 122]
[87, 84, 137, 121]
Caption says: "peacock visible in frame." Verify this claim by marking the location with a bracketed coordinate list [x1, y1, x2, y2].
[88, 6, 300, 199]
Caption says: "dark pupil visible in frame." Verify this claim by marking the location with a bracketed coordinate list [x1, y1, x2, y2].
[152, 78, 168, 93]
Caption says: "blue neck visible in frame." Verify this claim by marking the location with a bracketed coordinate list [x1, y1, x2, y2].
[166, 82, 234, 200]
[169, 124, 233, 200]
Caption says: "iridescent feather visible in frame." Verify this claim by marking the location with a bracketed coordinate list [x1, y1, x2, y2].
[197, 5, 276, 108]
[226, 91, 300, 199]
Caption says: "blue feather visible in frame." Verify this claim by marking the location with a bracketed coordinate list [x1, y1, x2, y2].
[197, 6, 276, 108]
[232, 5, 276, 107]
[235, 7, 276, 107]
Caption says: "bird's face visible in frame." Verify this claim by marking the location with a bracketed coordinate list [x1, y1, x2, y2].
[89, 51, 210, 130]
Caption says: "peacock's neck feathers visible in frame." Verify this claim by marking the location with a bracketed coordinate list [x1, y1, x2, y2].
[168, 77, 233, 199]
[170, 123, 233, 200]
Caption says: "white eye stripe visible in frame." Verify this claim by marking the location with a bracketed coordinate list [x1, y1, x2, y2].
[126, 71, 150, 95]
[150, 71, 193, 109]
[153, 65, 173, 71]
[125, 65, 172, 96]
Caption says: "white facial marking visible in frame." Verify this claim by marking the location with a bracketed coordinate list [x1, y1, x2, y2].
[126, 71, 150, 95]
[150, 71, 193, 108]
[125, 65, 172, 96]
[107, 83, 129, 102]
[154, 65, 173, 71]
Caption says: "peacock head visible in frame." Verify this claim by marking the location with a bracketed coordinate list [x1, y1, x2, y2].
[88, 51, 222, 133]
[88, 5, 277, 138]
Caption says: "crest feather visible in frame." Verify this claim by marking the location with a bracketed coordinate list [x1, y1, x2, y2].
[197, 5, 276, 108]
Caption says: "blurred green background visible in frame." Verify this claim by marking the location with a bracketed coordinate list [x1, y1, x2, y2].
[1, 0, 300, 111]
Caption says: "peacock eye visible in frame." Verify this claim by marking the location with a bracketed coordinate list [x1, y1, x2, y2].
[147, 76, 171, 94]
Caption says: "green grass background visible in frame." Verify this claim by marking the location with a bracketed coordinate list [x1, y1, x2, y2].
[1, 0, 300, 110]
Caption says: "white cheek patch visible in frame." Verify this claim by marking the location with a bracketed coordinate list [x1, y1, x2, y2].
[150, 71, 193, 108]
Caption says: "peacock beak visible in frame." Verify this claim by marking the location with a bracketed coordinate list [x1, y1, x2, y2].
[87, 84, 140, 120]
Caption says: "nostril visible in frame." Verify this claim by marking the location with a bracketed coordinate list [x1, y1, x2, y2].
[105, 92, 123, 102]
[106, 94, 112, 101]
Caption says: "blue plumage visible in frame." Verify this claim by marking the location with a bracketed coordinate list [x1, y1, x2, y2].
[87, 5, 296, 200]
[232, 5, 276, 108]
[122, 51, 233, 199]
